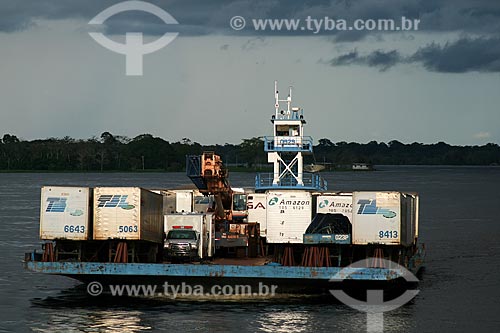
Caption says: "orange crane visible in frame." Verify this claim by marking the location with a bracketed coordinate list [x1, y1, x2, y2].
[186, 152, 247, 221]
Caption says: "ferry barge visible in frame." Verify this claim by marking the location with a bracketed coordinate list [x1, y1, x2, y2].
[25, 82, 424, 294]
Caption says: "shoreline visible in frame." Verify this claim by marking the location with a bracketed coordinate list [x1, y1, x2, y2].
[0, 165, 498, 173]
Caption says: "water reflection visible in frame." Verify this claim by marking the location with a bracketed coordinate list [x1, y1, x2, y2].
[28, 286, 156, 332]
[31, 310, 151, 333]
[252, 302, 415, 333]
[28, 285, 417, 332]
[257, 310, 312, 333]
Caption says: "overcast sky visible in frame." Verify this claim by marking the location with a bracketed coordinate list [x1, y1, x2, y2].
[1, 0, 499, 145]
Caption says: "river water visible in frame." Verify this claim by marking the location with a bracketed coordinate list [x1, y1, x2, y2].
[1, 166, 499, 332]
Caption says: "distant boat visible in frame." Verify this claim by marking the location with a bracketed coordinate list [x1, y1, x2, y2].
[304, 164, 325, 173]
[352, 163, 373, 171]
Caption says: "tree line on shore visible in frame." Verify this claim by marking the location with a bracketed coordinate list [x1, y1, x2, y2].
[0, 133, 498, 171]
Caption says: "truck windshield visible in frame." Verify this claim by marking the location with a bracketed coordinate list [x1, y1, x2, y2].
[167, 230, 197, 240]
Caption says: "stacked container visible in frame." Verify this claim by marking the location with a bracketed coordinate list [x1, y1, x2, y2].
[315, 192, 353, 221]
[39, 186, 92, 240]
[93, 187, 163, 243]
[247, 193, 267, 237]
[266, 191, 312, 244]
[352, 191, 418, 246]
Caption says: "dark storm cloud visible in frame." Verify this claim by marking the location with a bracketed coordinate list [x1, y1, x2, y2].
[2, 0, 500, 72]
[410, 38, 500, 73]
[329, 50, 359, 66]
[1, 0, 500, 37]
[366, 50, 401, 71]
[0, 0, 283, 35]
[330, 37, 500, 73]
[329, 49, 402, 72]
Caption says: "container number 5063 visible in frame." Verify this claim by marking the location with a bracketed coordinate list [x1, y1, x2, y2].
[119, 226, 138, 233]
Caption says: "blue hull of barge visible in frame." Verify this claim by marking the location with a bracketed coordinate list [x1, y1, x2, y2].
[25, 260, 424, 293]
[26, 261, 408, 280]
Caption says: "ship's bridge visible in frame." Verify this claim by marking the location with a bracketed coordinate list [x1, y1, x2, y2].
[255, 82, 327, 192]
[264, 108, 313, 153]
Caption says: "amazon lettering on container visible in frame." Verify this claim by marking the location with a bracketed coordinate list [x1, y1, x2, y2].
[316, 193, 353, 220]
[93, 187, 163, 243]
[266, 191, 312, 244]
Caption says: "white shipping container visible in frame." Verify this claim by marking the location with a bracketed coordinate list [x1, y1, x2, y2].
[160, 190, 195, 213]
[247, 193, 267, 237]
[150, 189, 171, 216]
[352, 191, 418, 246]
[206, 213, 215, 258]
[164, 191, 177, 214]
[93, 187, 163, 243]
[153, 190, 208, 215]
[174, 190, 193, 213]
[352, 192, 400, 245]
[266, 191, 312, 244]
[40, 186, 91, 240]
[316, 194, 353, 221]
[193, 195, 212, 213]
[401, 192, 419, 245]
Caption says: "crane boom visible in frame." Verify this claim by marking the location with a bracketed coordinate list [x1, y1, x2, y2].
[186, 152, 235, 219]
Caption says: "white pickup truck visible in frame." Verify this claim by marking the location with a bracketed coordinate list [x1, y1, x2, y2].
[164, 213, 215, 261]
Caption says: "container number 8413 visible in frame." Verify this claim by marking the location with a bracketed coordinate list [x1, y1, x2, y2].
[379, 230, 398, 239]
